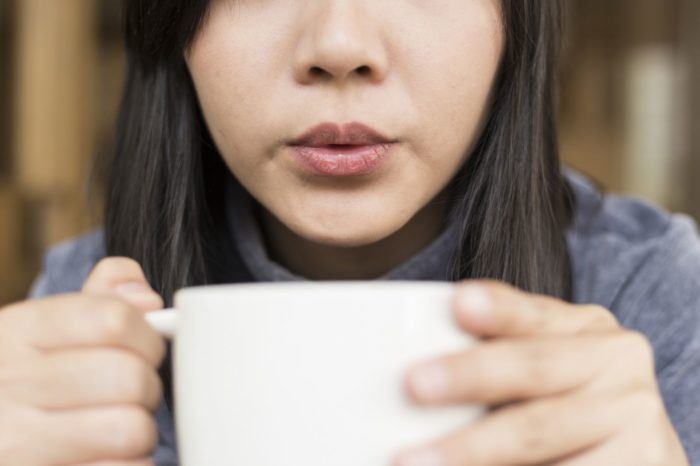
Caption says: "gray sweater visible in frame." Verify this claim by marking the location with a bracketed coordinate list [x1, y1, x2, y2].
[28, 169, 700, 465]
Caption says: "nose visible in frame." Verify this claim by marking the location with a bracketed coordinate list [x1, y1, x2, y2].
[292, 1, 389, 86]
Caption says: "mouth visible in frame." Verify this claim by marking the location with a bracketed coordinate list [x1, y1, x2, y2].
[289, 122, 395, 146]
[287, 122, 397, 177]
[287, 143, 395, 177]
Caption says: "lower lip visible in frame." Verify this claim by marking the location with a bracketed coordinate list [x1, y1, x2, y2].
[288, 144, 394, 177]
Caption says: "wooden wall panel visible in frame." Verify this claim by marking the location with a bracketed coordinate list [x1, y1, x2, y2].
[2, 0, 103, 304]
[0, 182, 23, 303]
[560, 0, 687, 210]
[681, 0, 700, 219]
[14, 0, 97, 197]
[0, 0, 15, 177]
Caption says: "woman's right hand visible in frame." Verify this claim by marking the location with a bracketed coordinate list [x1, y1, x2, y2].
[0, 257, 167, 466]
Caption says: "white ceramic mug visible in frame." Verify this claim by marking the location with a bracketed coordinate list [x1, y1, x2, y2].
[145, 281, 484, 466]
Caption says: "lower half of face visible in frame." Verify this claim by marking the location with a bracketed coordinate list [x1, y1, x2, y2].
[187, 0, 504, 248]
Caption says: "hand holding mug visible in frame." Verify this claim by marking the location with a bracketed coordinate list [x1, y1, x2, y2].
[394, 280, 689, 466]
[0, 258, 165, 466]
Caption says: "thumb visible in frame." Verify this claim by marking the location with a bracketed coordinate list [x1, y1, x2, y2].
[82, 257, 164, 312]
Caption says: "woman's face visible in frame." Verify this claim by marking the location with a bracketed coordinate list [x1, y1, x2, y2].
[186, 0, 504, 248]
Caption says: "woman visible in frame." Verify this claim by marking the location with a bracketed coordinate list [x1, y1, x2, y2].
[1, 0, 697, 464]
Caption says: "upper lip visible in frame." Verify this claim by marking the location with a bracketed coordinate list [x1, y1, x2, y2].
[289, 122, 395, 147]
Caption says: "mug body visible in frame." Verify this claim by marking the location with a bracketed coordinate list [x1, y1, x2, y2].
[173, 281, 483, 466]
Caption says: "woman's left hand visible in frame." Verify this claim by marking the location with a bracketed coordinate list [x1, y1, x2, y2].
[393, 280, 690, 466]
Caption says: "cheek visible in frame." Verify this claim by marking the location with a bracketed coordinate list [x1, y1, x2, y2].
[404, 16, 503, 169]
[186, 19, 281, 171]
[188, 60, 251, 165]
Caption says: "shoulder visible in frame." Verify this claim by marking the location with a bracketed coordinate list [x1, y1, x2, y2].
[564, 168, 700, 366]
[564, 168, 700, 461]
[564, 168, 700, 307]
[564, 167, 692, 246]
[28, 229, 107, 299]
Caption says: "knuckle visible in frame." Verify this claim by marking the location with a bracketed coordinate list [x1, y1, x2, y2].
[96, 301, 137, 343]
[627, 390, 664, 421]
[110, 353, 153, 405]
[108, 407, 158, 456]
[583, 304, 618, 328]
[460, 350, 489, 395]
[513, 406, 550, 455]
[617, 331, 655, 368]
[520, 353, 553, 394]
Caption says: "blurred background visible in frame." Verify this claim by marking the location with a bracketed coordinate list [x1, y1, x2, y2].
[0, 0, 699, 305]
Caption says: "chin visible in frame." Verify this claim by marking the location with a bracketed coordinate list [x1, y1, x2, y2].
[287, 215, 403, 249]
[259, 182, 420, 249]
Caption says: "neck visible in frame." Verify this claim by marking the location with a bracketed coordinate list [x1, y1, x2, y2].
[254, 188, 455, 281]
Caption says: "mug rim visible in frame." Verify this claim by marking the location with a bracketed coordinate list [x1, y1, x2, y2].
[175, 280, 456, 302]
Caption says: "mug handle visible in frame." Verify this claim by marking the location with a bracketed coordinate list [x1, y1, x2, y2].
[145, 308, 177, 339]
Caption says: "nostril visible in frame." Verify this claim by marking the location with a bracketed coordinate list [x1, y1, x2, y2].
[307, 65, 371, 79]
[310, 66, 326, 77]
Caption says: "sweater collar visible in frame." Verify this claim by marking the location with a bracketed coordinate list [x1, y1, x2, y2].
[225, 178, 461, 282]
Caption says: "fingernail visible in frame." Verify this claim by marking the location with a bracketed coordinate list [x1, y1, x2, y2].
[408, 361, 451, 400]
[114, 282, 153, 294]
[394, 446, 444, 466]
[456, 284, 492, 324]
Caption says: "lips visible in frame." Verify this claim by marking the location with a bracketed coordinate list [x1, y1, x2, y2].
[287, 122, 396, 177]
[289, 122, 394, 147]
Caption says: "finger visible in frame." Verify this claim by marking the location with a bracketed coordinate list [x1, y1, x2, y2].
[4, 294, 166, 367]
[75, 460, 155, 466]
[541, 440, 619, 466]
[82, 257, 163, 312]
[544, 429, 665, 466]
[546, 408, 689, 466]
[41, 406, 158, 464]
[393, 391, 634, 466]
[404, 332, 654, 405]
[0, 349, 162, 412]
[452, 280, 619, 338]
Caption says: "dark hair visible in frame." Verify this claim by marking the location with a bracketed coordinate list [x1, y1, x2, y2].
[107, 0, 573, 306]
